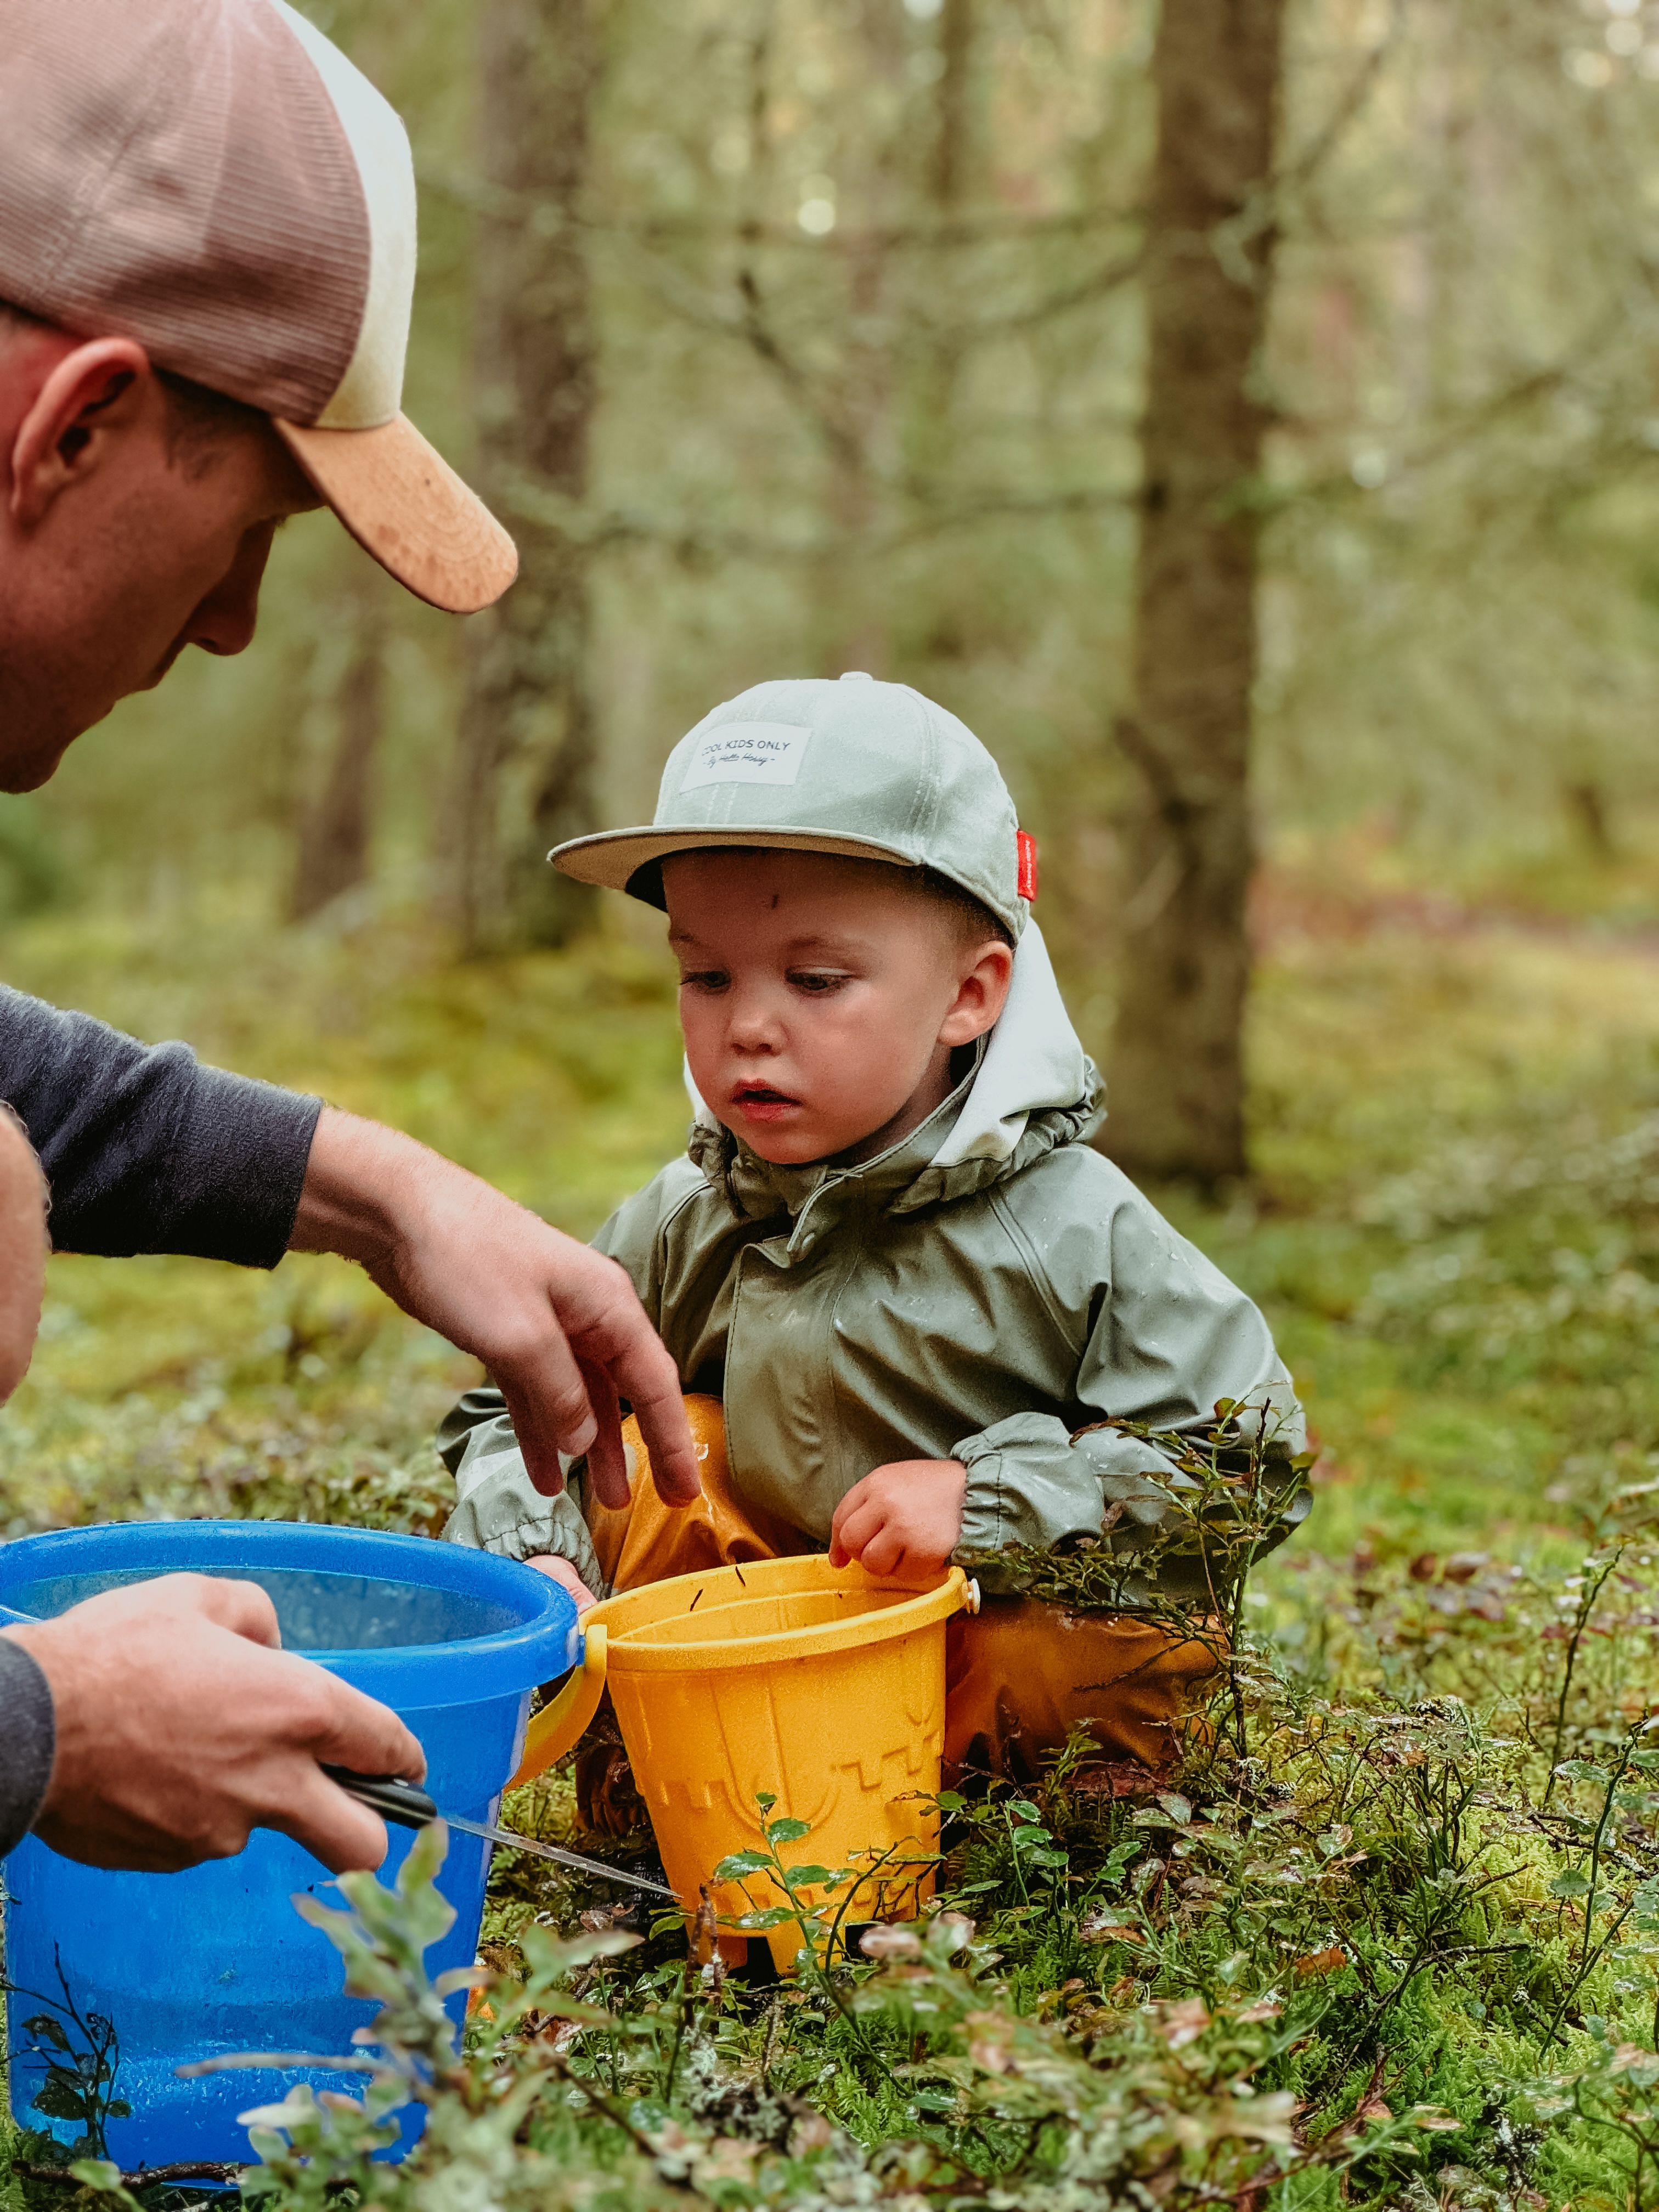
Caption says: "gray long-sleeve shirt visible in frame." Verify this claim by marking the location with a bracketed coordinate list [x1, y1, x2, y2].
[0, 983, 323, 1849]
[1, 984, 321, 1262]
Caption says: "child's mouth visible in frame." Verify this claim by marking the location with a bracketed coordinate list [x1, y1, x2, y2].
[731, 1082, 800, 1122]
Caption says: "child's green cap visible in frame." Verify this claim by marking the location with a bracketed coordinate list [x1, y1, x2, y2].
[549, 674, 1032, 938]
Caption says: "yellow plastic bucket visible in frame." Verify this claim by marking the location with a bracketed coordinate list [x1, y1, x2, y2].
[512, 1555, 975, 1967]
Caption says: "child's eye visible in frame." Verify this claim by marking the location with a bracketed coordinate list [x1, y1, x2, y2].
[788, 969, 851, 996]
[679, 969, 729, 994]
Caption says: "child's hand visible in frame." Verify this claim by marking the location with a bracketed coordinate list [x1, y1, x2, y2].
[828, 1460, 968, 1578]
[527, 1555, 597, 1613]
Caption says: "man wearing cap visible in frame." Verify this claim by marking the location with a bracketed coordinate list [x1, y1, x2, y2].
[0, 0, 698, 1878]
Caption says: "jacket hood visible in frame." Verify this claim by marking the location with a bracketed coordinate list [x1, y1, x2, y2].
[685, 919, 1104, 1223]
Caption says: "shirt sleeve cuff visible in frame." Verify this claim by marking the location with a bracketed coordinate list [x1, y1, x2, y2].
[0, 1637, 55, 1855]
[162, 1068, 323, 1268]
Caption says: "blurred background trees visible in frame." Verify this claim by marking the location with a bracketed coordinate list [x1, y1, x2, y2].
[12, 0, 1659, 1180]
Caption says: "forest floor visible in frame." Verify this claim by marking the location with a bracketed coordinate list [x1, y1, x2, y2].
[9, 842, 1659, 2208]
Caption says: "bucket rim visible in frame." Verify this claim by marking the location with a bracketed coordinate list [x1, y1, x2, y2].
[589, 1556, 970, 1672]
[0, 1519, 579, 1703]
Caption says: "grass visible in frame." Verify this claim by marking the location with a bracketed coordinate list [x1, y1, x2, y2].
[11, 855, 1659, 2205]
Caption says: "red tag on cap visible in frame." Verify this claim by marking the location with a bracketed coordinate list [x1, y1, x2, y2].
[1016, 830, 1039, 902]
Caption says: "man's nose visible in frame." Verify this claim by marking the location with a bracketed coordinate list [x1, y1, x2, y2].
[184, 522, 278, 659]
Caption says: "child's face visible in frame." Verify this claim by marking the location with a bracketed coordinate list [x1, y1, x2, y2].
[663, 849, 1013, 1166]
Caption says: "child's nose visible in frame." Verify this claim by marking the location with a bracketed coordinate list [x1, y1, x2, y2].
[726, 985, 783, 1049]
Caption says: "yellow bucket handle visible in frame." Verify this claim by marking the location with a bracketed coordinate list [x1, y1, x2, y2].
[507, 1623, 609, 1789]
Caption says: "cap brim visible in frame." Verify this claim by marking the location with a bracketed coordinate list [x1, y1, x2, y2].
[275, 414, 517, 614]
[551, 824, 923, 898]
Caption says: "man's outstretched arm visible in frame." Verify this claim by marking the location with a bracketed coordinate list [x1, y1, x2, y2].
[291, 1109, 699, 1509]
[0, 986, 700, 1508]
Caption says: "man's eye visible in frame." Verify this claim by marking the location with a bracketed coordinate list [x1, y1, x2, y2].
[680, 969, 728, 993]
[789, 970, 850, 995]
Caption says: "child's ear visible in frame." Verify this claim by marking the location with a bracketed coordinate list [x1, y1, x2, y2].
[938, 940, 1014, 1047]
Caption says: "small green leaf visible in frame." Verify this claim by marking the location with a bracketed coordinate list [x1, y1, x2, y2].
[1549, 1870, 1593, 1899]
[1009, 1800, 1042, 1822]
[765, 1817, 812, 1845]
[713, 1849, 774, 1878]
[780, 1864, 834, 1891]
[734, 1907, 795, 1930]
[32, 2071, 89, 2123]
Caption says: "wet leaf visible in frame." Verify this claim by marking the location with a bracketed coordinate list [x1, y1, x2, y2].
[1294, 1946, 1348, 1978]
[712, 1849, 773, 1879]
[32, 2070, 89, 2123]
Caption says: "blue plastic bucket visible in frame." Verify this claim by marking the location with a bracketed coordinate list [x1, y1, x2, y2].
[0, 1520, 578, 2170]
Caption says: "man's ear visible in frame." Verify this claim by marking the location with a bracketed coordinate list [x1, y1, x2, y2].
[939, 939, 1015, 1048]
[8, 337, 154, 528]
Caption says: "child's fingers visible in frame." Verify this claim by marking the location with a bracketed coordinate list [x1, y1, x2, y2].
[526, 1555, 597, 1612]
[828, 1477, 873, 1559]
[857, 1527, 908, 1578]
[832, 1496, 890, 1567]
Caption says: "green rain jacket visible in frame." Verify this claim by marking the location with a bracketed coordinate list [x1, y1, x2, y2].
[439, 924, 1307, 1601]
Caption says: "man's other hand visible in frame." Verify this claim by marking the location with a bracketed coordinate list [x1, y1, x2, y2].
[291, 1109, 701, 1512]
[3, 1573, 426, 1873]
[0, 1108, 46, 1406]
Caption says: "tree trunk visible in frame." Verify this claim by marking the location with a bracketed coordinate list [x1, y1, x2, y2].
[290, 584, 385, 923]
[455, 0, 599, 952]
[1105, 0, 1285, 1184]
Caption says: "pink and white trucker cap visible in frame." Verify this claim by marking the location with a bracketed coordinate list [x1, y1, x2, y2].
[0, 0, 516, 614]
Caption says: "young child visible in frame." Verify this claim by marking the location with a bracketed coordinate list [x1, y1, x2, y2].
[441, 675, 1306, 1804]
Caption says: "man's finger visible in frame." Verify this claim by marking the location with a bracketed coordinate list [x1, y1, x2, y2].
[311, 1672, 427, 1785]
[497, 1336, 597, 1496]
[276, 1772, 393, 1875]
[578, 1358, 630, 1510]
[629, 1386, 701, 1506]
[577, 1288, 699, 1504]
[131, 1573, 284, 1649]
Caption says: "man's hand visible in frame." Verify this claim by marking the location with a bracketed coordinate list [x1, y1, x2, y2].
[4, 1573, 426, 1874]
[0, 1108, 46, 1407]
[290, 1109, 700, 1511]
[828, 1459, 968, 1579]
[527, 1555, 598, 1613]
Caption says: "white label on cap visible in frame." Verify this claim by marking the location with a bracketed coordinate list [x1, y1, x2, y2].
[680, 723, 810, 789]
